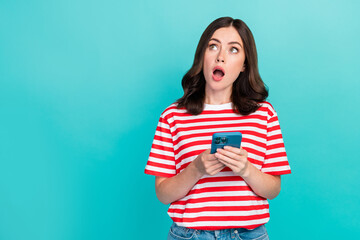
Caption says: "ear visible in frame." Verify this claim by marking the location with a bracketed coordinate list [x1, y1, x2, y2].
[241, 64, 246, 72]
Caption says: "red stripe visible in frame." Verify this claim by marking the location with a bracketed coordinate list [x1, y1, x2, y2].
[173, 130, 266, 145]
[176, 150, 203, 166]
[197, 176, 245, 184]
[146, 161, 175, 170]
[168, 204, 269, 214]
[268, 115, 278, 123]
[263, 169, 291, 175]
[268, 125, 280, 132]
[144, 169, 174, 177]
[156, 125, 171, 134]
[267, 134, 283, 141]
[248, 158, 263, 166]
[171, 114, 267, 125]
[266, 143, 285, 150]
[171, 213, 270, 222]
[173, 196, 266, 205]
[149, 152, 174, 161]
[174, 140, 211, 155]
[263, 161, 289, 168]
[154, 134, 172, 143]
[188, 186, 252, 195]
[245, 138, 266, 149]
[152, 143, 173, 152]
[265, 152, 287, 159]
[166, 106, 269, 118]
[245, 147, 266, 158]
[185, 223, 266, 231]
[174, 122, 267, 134]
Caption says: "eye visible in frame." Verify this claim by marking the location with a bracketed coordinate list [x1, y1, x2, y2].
[209, 44, 218, 51]
[230, 47, 239, 53]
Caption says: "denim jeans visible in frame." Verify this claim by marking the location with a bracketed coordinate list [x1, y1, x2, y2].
[167, 222, 269, 240]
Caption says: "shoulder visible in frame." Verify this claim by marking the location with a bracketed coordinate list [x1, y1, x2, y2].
[259, 101, 277, 118]
[159, 102, 187, 120]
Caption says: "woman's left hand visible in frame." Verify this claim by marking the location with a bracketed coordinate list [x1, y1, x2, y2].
[214, 146, 250, 177]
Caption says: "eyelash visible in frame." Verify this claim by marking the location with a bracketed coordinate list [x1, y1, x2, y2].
[208, 44, 239, 53]
[230, 47, 238, 53]
[209, 44, 217, 50]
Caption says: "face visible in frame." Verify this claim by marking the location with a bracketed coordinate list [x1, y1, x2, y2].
[203, 26, 246, 96]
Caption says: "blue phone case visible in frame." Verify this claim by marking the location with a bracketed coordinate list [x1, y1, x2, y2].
[210, 132, 242, 154]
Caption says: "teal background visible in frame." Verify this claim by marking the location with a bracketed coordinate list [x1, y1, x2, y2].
[1, 0, 359, 239]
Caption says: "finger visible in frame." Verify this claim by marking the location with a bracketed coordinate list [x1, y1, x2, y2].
[215, 153, 241, 168]
[206, 159, 224, 168]
[210, 165, 225, 175]
[208, 163, 226, 175]
[223, 146, 242, 155]
[216, 148, 241, 161]
[224, 146, 248, 157]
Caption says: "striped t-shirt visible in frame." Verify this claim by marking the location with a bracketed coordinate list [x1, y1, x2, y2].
[144, 101, 291, 230]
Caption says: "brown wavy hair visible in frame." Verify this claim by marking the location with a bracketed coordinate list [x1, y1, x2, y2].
[176, 17, 268, 115]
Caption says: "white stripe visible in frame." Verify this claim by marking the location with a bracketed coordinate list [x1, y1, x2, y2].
[158, 121, 170, 129]
[173, 126, 267, 142]
[168, 111, 268, 122]
[145, 165, 175, 174]
[172, 118, 266, 129]
[179, 190, 257, 201]
[242, 142, 266, 153]
[173, 134, 266, 152]
[262, 165, 290, 173]
[268, 120, 279, 128]
[267, 138, 284, 145]
[148, 157, 174, 166]
[173, 136, 212, 151]
[155, 130, 172, 139]
[171, 209, 269, 218]
[176, 156, 197, 170]
[172, 126, 267, 138]
[175, 152, 265, 171]
[266, 147, 286, 155]
[263, 156, 288, 164]
[152, 139, 173, 148]
[151, 148, 174, 157]
[174, 218, 269, 228]
[267, 129, 282, 137]
[192, 181, 248, 190]
[169, 200, 269, 210]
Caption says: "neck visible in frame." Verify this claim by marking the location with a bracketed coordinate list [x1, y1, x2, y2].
[204, 87, 232, 105]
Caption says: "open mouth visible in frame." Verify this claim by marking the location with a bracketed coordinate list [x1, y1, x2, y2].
[212, 67, 225, 81]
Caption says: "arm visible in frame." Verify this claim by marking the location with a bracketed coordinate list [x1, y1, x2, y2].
[155, 149, 225, 205]
[241, 162, 281, 200]
[215, 146, 281, 200]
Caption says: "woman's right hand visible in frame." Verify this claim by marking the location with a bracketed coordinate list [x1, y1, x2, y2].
[192, 149, 226, 176]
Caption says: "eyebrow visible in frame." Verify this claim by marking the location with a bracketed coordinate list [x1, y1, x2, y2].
[209, 38, 243, 48]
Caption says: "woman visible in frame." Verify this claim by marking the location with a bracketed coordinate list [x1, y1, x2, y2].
[145, 17, 291, 240]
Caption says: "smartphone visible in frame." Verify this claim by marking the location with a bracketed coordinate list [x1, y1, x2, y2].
[210, 132, 242, 154]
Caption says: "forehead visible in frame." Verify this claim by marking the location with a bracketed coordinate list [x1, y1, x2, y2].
[210, 26, 243, 44]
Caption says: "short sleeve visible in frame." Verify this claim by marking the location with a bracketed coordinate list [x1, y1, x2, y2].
[261, 109, 291, 175]
[144, 114, 176, 177]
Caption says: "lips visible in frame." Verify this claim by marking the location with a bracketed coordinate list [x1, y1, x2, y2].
[212, 66, 225, 81]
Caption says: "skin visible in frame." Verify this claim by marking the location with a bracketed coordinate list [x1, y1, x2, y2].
[155, 26, 281, 205]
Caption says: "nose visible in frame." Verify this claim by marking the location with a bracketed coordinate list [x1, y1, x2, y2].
[216, 49, 225, 63]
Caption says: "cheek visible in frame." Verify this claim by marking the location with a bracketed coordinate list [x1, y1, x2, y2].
[203, 55, 212, 74]
[231, 58, 246, 75]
